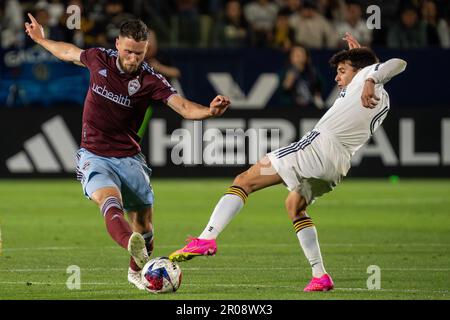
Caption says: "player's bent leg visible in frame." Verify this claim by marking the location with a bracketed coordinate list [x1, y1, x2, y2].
[128, 208, 153, 235]
[285, 191, 307, 222]
[91, 187, 135, 251]
[169, 157, 283, 262]
[285, 191, 333, 292]
[81, 167, 147, 289]
[232, 156, 283, 195]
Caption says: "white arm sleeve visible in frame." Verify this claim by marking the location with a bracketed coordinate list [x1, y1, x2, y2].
[367, 59, 407, 85]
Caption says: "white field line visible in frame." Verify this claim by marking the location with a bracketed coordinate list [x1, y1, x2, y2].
[2, 242, 450, 252]
[316, 198, 449, 205]
[3, 246, 81, 251]
[0, 281, 448, 294]
[189, 284, 449, 294]
[1, 267, 450, 273]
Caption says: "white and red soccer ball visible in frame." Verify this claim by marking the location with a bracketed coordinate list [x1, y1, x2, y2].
[141, 257, 182, 293]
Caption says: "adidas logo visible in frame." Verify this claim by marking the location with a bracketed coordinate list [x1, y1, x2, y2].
[6, 116, 78, 173]
[98, 69, 107, 77]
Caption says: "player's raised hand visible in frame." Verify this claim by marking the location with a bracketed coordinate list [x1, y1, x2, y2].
[343, 32, 361, 50]
[361, 79, 380, 109]
[209, 95, 230, 117]
[25, 13, 45, 43]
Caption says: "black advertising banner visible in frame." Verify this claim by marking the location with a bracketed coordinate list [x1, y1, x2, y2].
[0, 107, 449, 178]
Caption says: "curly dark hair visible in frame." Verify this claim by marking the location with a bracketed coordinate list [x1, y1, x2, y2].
[329, 48, 379, 70]
[119, 20, 149, 42]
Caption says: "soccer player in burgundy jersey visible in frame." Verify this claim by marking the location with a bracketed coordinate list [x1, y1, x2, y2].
[25, 14, 230, 290]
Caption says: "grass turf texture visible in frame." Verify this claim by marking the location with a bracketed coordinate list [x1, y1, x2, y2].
[0, 179, 449, 300]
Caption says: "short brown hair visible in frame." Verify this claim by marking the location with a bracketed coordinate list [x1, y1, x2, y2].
[119, 20, 149, 42]
[329, 48, 379, 70]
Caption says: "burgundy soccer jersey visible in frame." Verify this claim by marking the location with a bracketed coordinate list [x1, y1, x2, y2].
[79, 47, 177, 157]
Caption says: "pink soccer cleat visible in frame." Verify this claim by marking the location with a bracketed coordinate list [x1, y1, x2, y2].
[169, 237, 217, 262]
[303, 274, 334, 292]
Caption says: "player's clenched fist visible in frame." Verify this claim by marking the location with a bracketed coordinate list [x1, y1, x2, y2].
[24, 13, 45, 43]
[361, 78, 380, 109]
[209, 95, 231, 117]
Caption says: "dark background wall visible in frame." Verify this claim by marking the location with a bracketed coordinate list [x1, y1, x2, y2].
[2, 48, 450, 108]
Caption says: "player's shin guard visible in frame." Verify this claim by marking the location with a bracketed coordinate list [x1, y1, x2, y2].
[101, 197, 132, 250]
[293, 215, 327, 278]
[199, 185, 248, 240]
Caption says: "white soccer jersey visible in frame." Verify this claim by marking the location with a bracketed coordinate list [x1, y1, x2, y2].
[314, 63, 390, 157]
[268, 58, 406, 203]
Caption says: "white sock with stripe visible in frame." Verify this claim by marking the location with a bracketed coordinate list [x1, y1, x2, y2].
[293, 216, 327, 278]
[199, 186, 248, 240]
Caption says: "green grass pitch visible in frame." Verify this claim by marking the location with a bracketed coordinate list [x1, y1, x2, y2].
[0, 178, 449, 300]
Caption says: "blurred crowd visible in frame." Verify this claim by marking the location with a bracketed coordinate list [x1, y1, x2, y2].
[1, 0, 449, 110]
[1, 0, 450, 50]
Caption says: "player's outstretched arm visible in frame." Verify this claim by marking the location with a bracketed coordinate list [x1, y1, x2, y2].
[367, 58, 407, 85]
[167, 94, 230, 120]
[25, 13, 84, 67]
[361, 58, 407, 108]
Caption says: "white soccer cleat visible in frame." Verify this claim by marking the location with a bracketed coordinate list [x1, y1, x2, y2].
[127, 232, 149, 269]
[127, 268, 145, 290]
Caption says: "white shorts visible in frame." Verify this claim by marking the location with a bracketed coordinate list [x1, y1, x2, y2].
[267, 130, 351, 205]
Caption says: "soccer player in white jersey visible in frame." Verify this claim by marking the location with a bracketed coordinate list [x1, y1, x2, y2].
[170, 34, 407, 292]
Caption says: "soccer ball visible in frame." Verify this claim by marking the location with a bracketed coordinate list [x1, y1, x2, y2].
[141, 257, 182, 293]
